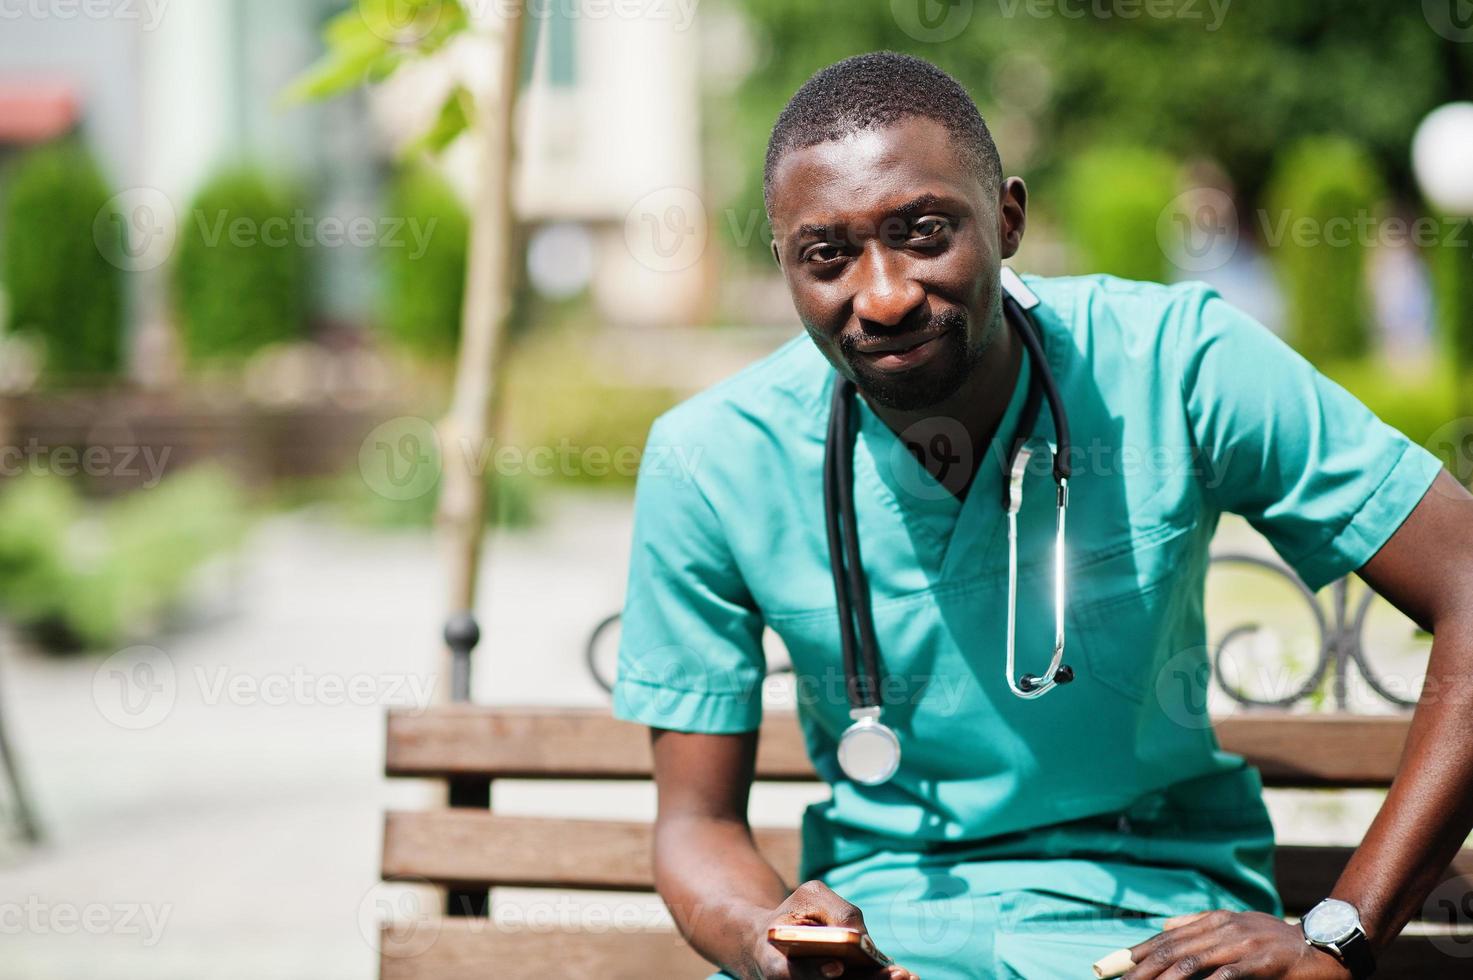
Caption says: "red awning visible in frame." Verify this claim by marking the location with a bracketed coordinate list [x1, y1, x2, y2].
[0, 81, 80, 144]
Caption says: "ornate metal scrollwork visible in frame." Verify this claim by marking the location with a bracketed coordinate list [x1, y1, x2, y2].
[589, 555, 1426, 711]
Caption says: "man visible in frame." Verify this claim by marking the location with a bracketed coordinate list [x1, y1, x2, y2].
[612, 51, 1473, 979]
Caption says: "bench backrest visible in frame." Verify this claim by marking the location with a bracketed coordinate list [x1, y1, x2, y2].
[378, 707, 1473, 978]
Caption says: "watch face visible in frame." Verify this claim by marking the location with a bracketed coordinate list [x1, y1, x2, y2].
[1303, 899, 1360, 944]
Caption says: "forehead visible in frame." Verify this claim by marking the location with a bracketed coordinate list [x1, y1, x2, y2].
[767, 116, 984, 236]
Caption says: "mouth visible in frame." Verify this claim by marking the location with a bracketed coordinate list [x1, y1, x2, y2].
[853, 330, 949, 372]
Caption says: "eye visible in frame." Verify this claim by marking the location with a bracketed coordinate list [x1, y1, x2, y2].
[910, 216, 951, 241]
[801, 243, 846, 264]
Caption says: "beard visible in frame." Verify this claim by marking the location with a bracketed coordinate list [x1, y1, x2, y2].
[838, 306, 981, 412]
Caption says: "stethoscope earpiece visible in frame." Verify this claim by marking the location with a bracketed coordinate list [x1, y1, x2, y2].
[826, 269, 1075, 785]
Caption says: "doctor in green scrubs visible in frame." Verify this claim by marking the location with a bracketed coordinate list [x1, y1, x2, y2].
[613, 52, 1473, 980]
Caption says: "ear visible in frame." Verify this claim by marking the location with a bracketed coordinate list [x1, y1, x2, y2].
[999, 177, 1028, 260]
[770, 238, 782, 268]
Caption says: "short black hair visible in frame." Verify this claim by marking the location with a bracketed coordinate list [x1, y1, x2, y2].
[763, 51, 1002, 209]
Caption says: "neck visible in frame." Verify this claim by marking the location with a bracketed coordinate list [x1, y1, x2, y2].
[862, 320, 1022, 500]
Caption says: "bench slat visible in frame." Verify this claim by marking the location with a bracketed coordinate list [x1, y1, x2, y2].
[387, 707, 1412, 788]
[380, 921, 711, 979]
[383, 811, 799, 892]
[381, 920, 1472, 979]
[382, 810, 1473, 920]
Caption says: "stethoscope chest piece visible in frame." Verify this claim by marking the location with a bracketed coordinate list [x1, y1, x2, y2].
[837, 707, 901, 786]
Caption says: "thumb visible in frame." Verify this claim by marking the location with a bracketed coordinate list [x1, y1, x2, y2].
[820, 961, 845, 977]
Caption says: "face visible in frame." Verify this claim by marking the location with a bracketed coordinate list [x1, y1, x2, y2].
[767, 116, 1026, 412]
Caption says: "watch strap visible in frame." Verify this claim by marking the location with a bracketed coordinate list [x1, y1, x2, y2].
[1333, 930, 1376, 980]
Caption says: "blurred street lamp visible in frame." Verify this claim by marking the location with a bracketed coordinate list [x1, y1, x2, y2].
[1412, 102, 1473, 216]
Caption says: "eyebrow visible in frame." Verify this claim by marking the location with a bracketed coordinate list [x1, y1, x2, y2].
[787, 192, 962, 245]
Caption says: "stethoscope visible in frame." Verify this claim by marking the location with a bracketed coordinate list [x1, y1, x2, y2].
[826, 267, 1075, 786]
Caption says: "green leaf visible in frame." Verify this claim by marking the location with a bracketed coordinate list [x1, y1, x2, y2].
[402, 86, 473, 157]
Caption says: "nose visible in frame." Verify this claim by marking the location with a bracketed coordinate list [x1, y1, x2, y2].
[850, 246, 925, 329]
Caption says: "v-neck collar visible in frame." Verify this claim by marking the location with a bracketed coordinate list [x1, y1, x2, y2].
[849, 335, 1040, 577]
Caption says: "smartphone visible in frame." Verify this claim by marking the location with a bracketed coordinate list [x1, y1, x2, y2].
[767, 924, 894, 968]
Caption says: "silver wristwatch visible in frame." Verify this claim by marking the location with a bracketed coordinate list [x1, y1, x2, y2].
[1301, 898, 1375, 979]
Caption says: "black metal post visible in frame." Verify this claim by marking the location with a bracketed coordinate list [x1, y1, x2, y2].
[444, 612, 490, 918]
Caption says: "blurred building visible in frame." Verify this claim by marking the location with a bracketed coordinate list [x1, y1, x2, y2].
[0, 0, 710, 362]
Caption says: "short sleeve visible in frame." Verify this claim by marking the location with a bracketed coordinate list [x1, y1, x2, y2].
[1177, 286, 1443, 592]
[612, 415, 766, 734]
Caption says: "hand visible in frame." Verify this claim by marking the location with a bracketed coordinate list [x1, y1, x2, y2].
[740, 880, 920, 980]
[1122, 910, 1353, 979]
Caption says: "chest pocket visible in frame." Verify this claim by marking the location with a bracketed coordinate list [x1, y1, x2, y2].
[1065, 524, 1199, 704]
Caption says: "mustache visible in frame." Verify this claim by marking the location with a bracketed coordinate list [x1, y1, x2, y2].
[838, 306, 969, 357]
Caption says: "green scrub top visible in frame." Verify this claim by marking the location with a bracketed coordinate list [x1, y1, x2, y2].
[612, 274, 1442, 930]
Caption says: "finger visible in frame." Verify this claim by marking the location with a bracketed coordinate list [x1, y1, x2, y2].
[1162, 911, 1213, 930]
[1123, 924, 1249, 980]
[1126, 909, 1233, 973]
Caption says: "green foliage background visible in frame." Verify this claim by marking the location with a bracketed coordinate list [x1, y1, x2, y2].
[1262, 137, 1382, 363]
[173, 169, 310, 363]
[720, 1, 1471, 260]
[1, 139, 124, 378]
[381, 164, 469, 357]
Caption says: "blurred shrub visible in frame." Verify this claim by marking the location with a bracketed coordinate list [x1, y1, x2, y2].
[174, 169, 309, 363]
[1430, 221, 1473, 418]
[1263, 138, 1382, 365]
[0, 467, 247, 652]
[1060, 145, 1178, 283]
[381, 164, 468, 357]
[1, 139, 124, 378]
[503, 329, 682, 488]
[321, 465, 537, 530]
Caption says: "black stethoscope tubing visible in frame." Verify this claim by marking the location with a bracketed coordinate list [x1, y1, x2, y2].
[824, 289, 1074, 714]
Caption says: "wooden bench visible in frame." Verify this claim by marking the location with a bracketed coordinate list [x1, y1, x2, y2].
[377, 707, 1473, 978]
